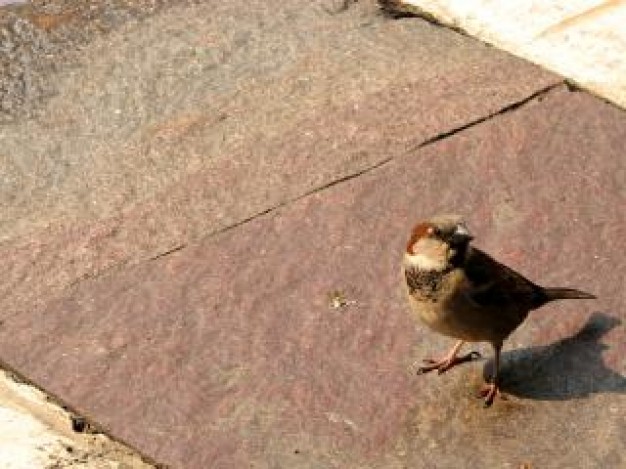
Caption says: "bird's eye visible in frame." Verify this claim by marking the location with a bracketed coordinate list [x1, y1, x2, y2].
[426, 226, 441, 238]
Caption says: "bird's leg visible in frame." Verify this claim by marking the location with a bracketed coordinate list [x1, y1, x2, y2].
[479, 342, 502, 407]
[417, 340, 481, 375]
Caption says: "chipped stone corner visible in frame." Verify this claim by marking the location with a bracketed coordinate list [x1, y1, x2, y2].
[0, 365, 156, 469]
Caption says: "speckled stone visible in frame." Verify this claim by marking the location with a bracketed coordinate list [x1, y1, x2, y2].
[2, 86, 624, 468]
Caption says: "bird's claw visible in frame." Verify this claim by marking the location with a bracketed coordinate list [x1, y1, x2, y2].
[416, 351, 481, 375]
[477, 382, 505, 407]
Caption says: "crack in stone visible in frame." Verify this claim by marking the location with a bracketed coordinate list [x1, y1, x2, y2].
[413, 81, 562, 151]
[148, 244, 186, 261]
[201, 82, 564, 246]
[71, 83, 565, 277]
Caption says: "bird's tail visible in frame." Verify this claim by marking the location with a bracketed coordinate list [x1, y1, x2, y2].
[543, 287, 596, 301]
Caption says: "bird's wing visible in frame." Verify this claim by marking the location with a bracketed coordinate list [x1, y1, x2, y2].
[463, 248, 545, 309]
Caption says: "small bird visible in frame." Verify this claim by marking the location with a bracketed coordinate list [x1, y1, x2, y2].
[402, 214, 595, 406]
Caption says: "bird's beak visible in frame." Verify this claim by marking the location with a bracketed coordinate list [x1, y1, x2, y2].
[452, 224, 473, 243]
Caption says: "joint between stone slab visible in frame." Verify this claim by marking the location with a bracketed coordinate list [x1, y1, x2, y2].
[0, 358, 165, 468]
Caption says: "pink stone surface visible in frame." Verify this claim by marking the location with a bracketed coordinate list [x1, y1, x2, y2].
[2, 87, 623, 468]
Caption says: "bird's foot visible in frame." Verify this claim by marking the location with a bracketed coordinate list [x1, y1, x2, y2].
[416, 351, 481, 375]
[477, 382, 504, 407]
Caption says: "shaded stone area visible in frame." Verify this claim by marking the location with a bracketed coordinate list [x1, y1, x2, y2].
[2, 86, 624, 467]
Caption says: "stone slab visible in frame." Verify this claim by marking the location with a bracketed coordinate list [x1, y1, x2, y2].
[398, 0, 626, 109]
[2, 86, 623, 468]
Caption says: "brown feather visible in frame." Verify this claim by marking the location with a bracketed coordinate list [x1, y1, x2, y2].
[406, 222, 433, 254]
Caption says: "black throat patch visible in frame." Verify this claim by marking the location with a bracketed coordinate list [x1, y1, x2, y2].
[404, 266, 452, 300]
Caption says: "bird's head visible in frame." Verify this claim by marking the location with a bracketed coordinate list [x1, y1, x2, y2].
[405, 214, 473, 270]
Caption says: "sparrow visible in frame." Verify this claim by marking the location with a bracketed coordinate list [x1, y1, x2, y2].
[402, 214, 596, 406]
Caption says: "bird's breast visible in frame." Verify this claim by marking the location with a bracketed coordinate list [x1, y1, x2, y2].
[403, 266, 487, 340]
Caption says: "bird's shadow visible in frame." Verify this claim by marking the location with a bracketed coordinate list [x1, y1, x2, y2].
[485, 312, 625, 400]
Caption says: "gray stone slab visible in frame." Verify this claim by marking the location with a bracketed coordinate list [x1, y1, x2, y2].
[2, 86, 623, 468]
